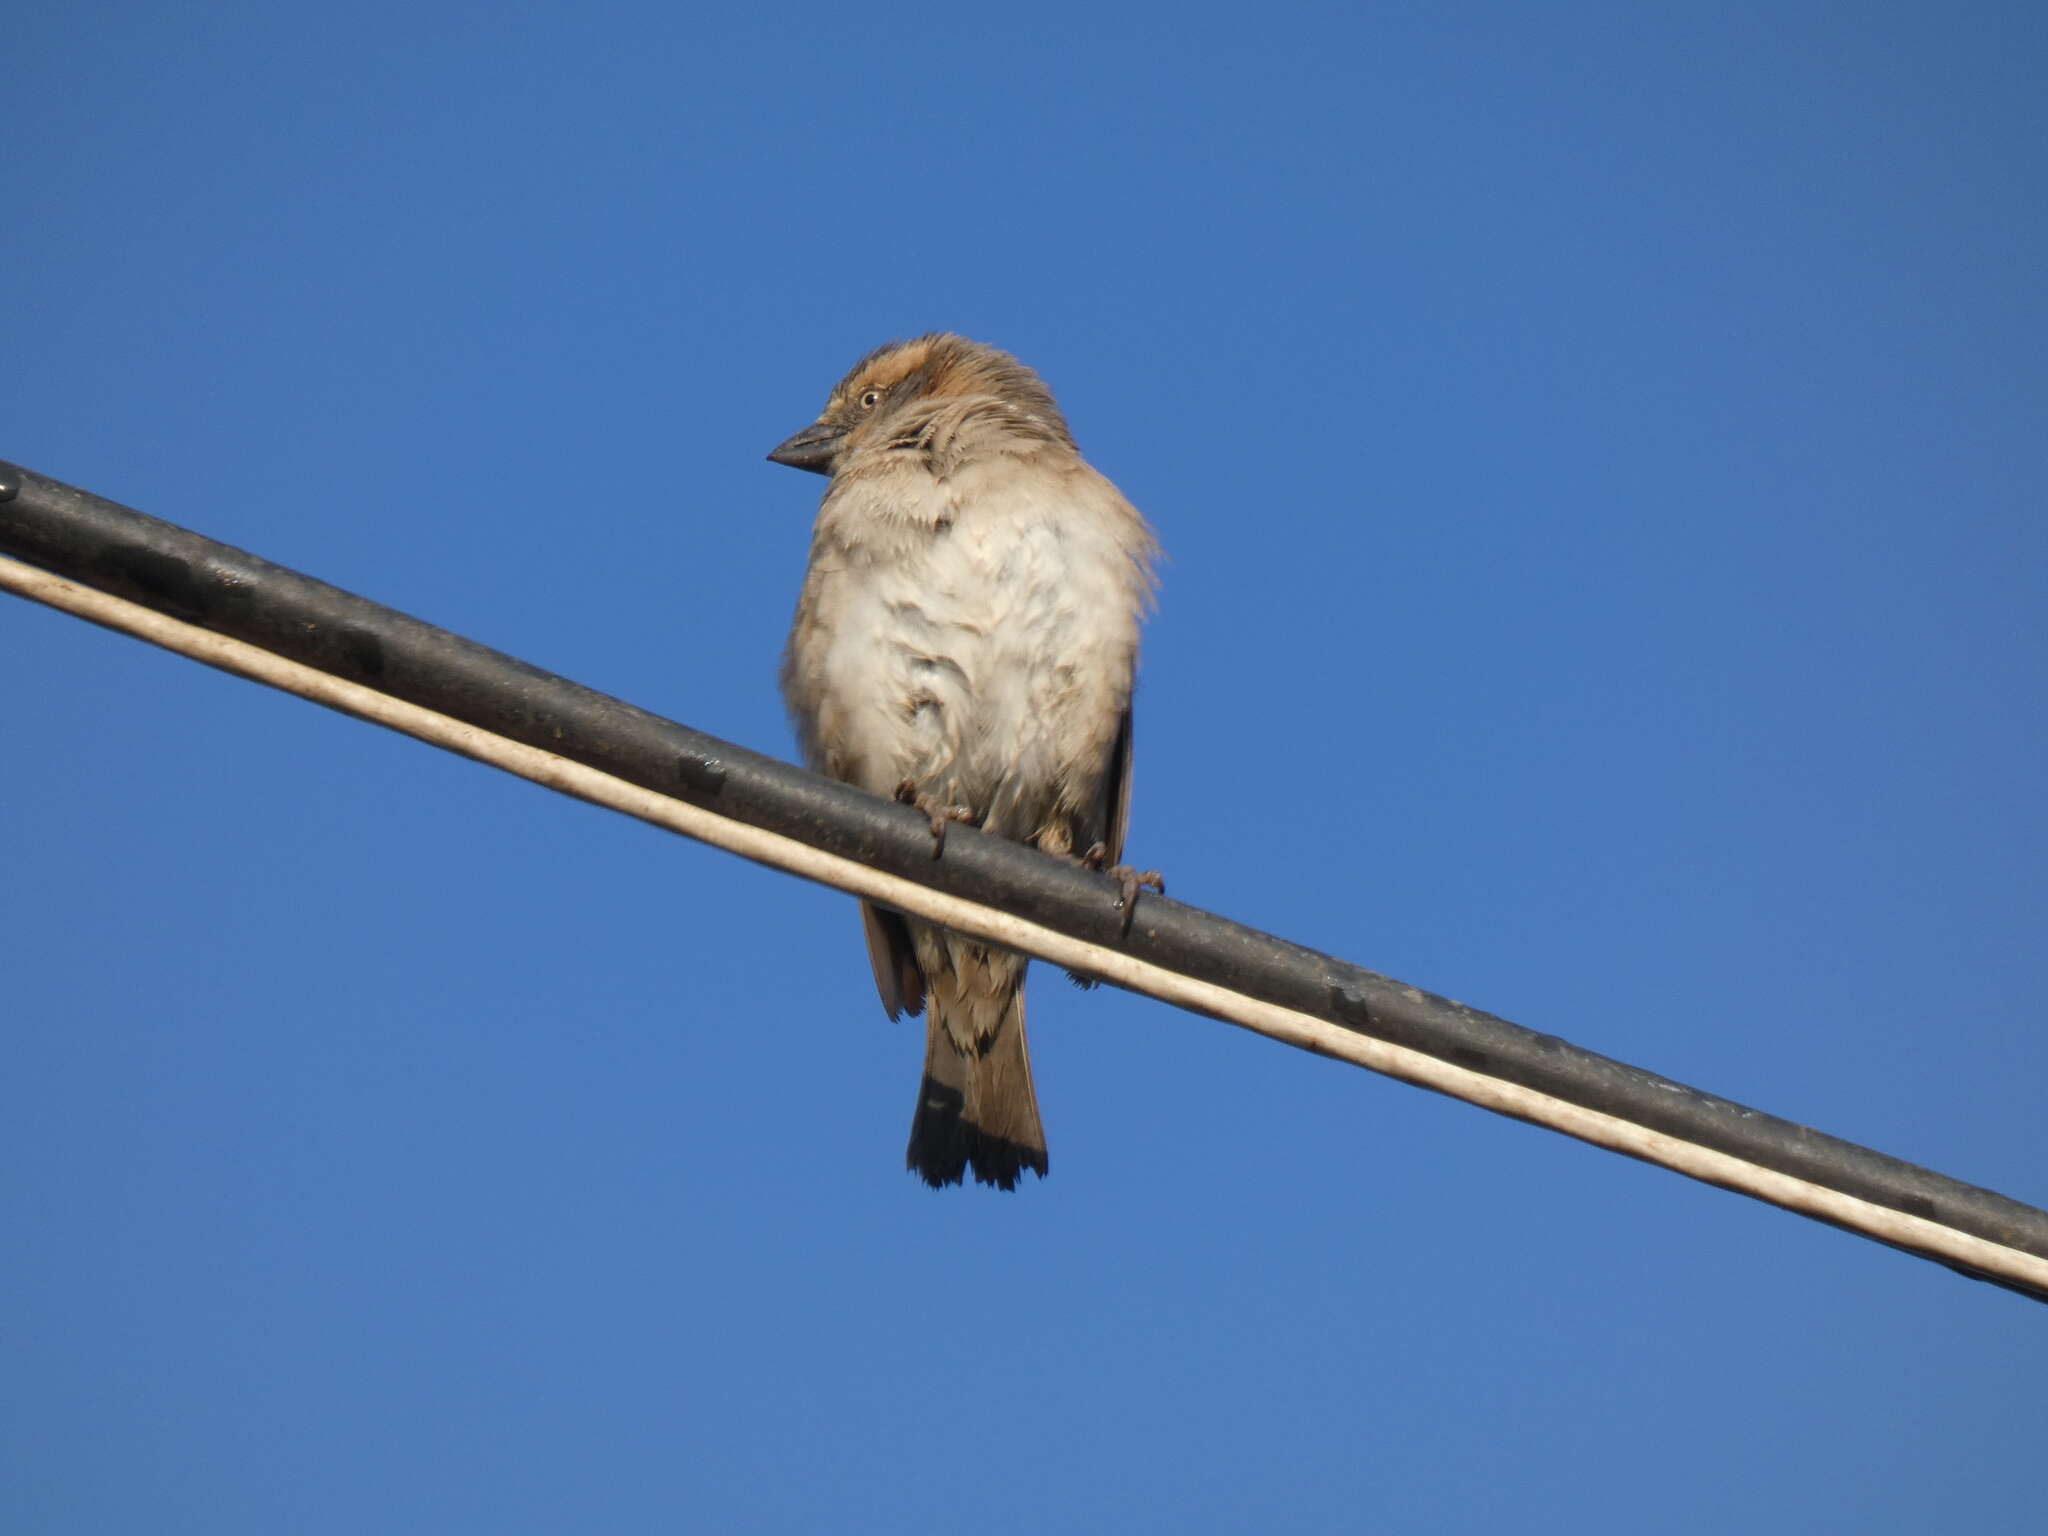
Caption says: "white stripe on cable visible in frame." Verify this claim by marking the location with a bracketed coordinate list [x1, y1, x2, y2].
[6, 550, 2043, 1296]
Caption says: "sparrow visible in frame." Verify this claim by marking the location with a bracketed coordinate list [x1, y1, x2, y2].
[770, 334, 1159, 1189]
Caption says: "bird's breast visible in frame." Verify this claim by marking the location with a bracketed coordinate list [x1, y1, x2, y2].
[785, 461, 1141, 821]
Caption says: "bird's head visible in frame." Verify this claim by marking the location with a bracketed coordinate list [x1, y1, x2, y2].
[766, 333, 1071, 477]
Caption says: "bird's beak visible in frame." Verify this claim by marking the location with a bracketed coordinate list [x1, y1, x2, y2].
[766, 422, 847, 476]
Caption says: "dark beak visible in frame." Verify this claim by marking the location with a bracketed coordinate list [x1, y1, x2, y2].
[766, 422, 846, 476]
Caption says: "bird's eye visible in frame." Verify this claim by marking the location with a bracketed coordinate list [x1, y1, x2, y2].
[859, 390, 881, 409]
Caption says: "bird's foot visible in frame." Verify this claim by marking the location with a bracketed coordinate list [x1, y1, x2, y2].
[896, 779, 975, 858]
[1082, 842, 1166, 937]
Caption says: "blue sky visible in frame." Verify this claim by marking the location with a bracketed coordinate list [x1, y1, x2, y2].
[4, 4, 2044, 1531]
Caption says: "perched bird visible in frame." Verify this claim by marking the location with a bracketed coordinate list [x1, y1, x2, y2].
[770, 334, 1159, 1189]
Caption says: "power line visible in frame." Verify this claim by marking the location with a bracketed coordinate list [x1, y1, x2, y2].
[3, 458, 2044, 1303]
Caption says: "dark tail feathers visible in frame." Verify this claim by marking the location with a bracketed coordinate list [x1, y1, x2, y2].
[906, 992, 1047, 1191]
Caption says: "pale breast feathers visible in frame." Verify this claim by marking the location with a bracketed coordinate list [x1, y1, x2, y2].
[783, 427, 1154, 828]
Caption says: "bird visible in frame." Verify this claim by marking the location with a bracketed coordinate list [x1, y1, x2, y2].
[770, 334, 1159, 1189]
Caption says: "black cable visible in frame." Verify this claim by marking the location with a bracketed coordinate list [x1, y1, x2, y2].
[3, 458, 2042, 1302]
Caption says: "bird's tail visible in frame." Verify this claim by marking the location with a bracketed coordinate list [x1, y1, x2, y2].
[906, 976, 1047, 1191]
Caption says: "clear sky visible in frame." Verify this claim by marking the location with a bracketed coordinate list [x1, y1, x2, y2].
[4, 4, 2044, 1531]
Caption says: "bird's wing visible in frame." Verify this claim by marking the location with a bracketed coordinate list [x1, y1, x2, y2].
[1101, 701, 1135, 867]
[861, 901, 926, 1020]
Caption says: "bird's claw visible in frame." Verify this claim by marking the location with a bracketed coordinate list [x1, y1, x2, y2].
[896, 779, 974, 857]
[1112, 866, 1165, 935]
[1080, 843, 1164, 937]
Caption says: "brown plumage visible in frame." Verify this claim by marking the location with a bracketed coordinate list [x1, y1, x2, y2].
[770, 335, 1158, 1188]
